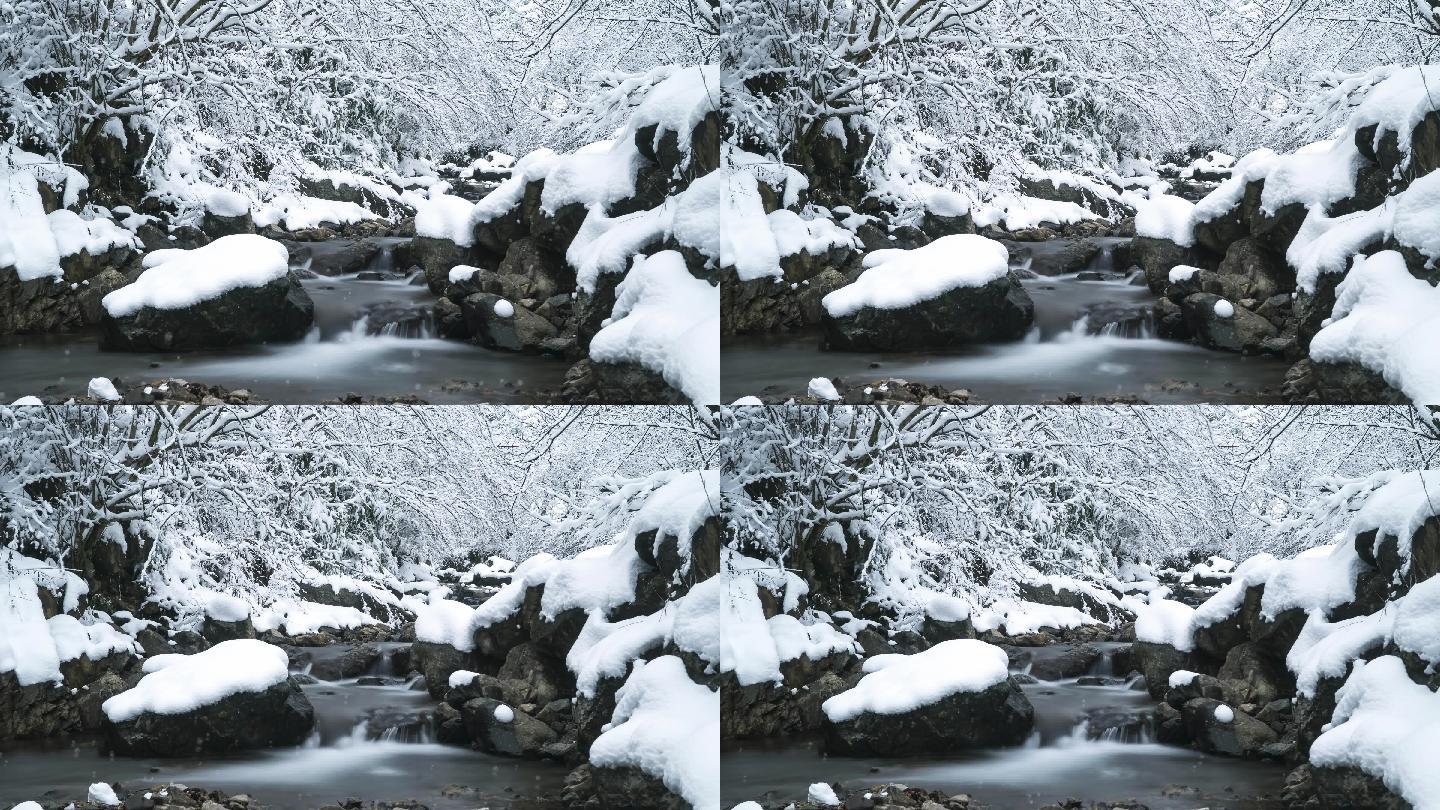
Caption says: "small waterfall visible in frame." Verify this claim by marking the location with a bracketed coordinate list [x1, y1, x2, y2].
[1096, 317, 1155, 340]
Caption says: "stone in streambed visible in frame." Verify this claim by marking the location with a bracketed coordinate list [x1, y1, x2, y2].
[821, 639, 1034, 755]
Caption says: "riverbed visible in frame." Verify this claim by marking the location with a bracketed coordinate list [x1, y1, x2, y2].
[0, 643, 570, 809]
[722, 237, 1291, 404]
[721, 644, 1288, 809]
[0, 238, 570, 404]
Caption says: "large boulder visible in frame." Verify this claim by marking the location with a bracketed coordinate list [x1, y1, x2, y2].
[1132, 236, 1220, 294]
[821, 640, 1033, 755]
[412, 640, 475, 699]
[1027, 644, 1103, 681]
[1133, 641, 1197, 699]
[591, 765, 688, 810]
[824, 675, 1033, 755]
[821, 273, 1033, 351]
[496, 643, 572, 706]
[1217, 641, 1292, 706]
[100, 236, 314, 351]
[103, 674, 313, 756]
[1212, 237, 1292, 302]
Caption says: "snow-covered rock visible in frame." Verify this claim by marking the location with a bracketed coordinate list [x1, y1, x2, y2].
[821, 235, 1033, 350]
[820, 639, 1033, 754]
[100, 234, 313, 350]
[101, 639, 314, 755]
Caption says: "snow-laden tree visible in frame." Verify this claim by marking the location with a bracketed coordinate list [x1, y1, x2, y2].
[0, 404, 716, 606]
[0, 0, 716, 193]
[722, 0, 1432, 197]
[723, 405, 1433, 607]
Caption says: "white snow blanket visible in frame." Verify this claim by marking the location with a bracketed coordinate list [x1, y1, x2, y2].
[102, 235, 290, 317]
[821, 639, 1010, 722]
[823, 234, 1009, 317]
[102, 639, 291, 722]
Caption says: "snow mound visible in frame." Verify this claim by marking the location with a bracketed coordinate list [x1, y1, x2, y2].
[823, 235, 1010, 317]
[1311, 655, 1440, 809]
[589, 251, 718, 405]
[590, 656, 719, 810]
[1393, 575, 1440, 663]
[1, 145, 92, 280]
[1351, 65, 1440, 158]
[808, 783, 841, 806]
[205, 592, 250, 622]
[253, 195, 377, 232]
[87, 377, 121, 402]
[973, 599, 1099, 636]
[414, 598, 483, 652]
[1134, 599, 1196, 651]
[1310, 251, 1440, 404]
[822, 639, 1010, 722]
[88, 783, 121, 806]
[253, 599, 378, 637]
[102, 639, 291, 722]
[1134, 194, 1196, 247]
[1287, 609, 1391, 698]
[414, 194, 478, 247]
[102, 235, 290, 317]
[975, 195, 1099, 231]
[47, 210, 138, 259]
[807, 377, 841, 401]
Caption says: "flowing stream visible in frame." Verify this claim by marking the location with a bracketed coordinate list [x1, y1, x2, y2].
[0, 238, 570, 404]
[0, 643, 568, 809]
[722, 237, 1290, 403]
[721, 644, 1287, 809]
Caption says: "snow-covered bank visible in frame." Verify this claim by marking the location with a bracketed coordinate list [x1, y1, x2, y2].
[1129, 65, 1440, 403]
[414, 64, 720, 404]
[410, 468, 721, 808]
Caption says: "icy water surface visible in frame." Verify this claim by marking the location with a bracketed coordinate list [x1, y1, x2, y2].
[723, 238, 1290, 403]
[722, 646, 1288, 809]
[0, 644, 569, 809]
[0, 238, 569, 403]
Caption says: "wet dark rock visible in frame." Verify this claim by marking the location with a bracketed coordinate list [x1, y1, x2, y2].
[460, 697, 557, 757]
[591, 763, 687, 810]
[1213, 237, 1293, 302]
[1078, 705, 1154, 743]
[460, 292, 557, 352]
[1028, 644, 1103, 681]
[1132, 641, 1200, 700]
[1217, 641, 1292, 706]
[496, 642, 573, 706]
[1180, 698, 1277, 758]
[590, 360, 689, 404]
[1132, 236, 1219, 295]
[1311, 765, 1411, 810]
[360, 706, 432, 742]
[202, 615, 255, 644]
[309, 644, 383, 681]
[1180, 293, 1277, 354]
[413, 641, 475, 699]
